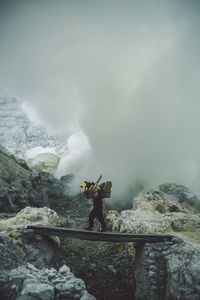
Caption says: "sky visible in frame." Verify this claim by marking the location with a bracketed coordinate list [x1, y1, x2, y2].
[0, 0, 200, 202]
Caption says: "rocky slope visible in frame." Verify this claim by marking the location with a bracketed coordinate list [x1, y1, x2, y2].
[0, 207, 95, 300]
[0, 97, 70, 176]
[0, 97, 68, 158]
[107, 183, 200, 300]
[0, 145, 71, 213]
[1, 146, 200, 299]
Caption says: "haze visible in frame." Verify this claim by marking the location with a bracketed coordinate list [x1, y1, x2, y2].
[0, 0, 200, 202]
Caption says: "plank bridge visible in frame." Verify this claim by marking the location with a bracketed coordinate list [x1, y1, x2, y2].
[27, 225, 174, 243]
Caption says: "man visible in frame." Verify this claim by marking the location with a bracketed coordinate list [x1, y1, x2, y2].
[86, 190, 107, 232]
[80, 175, 112, 232]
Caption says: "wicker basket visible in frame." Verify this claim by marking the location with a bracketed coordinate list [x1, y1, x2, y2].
[101, 190, 111, 198]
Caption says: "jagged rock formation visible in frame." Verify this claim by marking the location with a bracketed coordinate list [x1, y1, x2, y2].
[134, 239, 200, 300]
[0, 264, 95, 300]
[0, 207, 62, 270]
[0, 97, 68, 158]
[0, 207, 95, 300]
[107, 183, 200, 300]
[0, 145, 69, 213]
[107, 183, 200, 234]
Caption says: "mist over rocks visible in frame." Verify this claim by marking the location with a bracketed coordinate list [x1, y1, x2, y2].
[1, 1, 200, 197]
[0, 97, 90, 181]
[107, 182, 200, 234]
[0, 2, 200, 297]
[0, 97, 69, 158]
[159, 182, 200, 211]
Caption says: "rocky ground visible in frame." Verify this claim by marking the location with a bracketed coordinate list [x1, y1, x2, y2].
[0, 207, 95, 300]
[107, 183, 200, 300]
[1, 124, 200, 299]
[0, 145, 72, 213]
[52, 190, 136, 300]
[0, 145, 136, 299]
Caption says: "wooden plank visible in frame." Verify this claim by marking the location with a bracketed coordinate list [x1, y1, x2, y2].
[27, 225, 174, 243]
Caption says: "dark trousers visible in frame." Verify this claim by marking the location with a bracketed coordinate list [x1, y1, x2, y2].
[88, 208, 106, 230]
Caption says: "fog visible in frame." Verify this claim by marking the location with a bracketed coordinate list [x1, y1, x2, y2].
[0, 0, 200, 202]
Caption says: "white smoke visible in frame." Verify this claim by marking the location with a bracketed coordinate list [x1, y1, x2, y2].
[56, 131, 91, 178]
[0, 0, 200, 200]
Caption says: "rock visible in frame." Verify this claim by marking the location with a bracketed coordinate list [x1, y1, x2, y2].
[0, 145, 70, 213]
[21, 282, 54, 300]
[0, 232, 21, 270]
[164, 242, 200, 300]
[27, 152, 61, 174]
[0, 264, 95, 300]
[109, 183, 200, 300]
[0, 206, 59, 229]
[159, 183, 200, 211]
[59, 264, 70, 274]
[0, 97, 68, 158]
[80, 291, 96, 300]
[107, 183, 200, 234]
[0, 207, 62, 270]
[0, 204, 95, 299]
[55, 278, 86, 297]
[108, 265, 117, 275]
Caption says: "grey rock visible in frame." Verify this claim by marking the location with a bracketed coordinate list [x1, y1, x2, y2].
[148, 271, 157, 278]
[134, 240, 200, 300]
[0, 145, 71, 213]
[0, 97, 69, 158]
[21, 283, 54, 300]
[59, 264, 70, 274]
[0, 232, 22, 270]
[0, 265, 95, 300]
[81, 291, 96, 300]
[159, 182, 200, 211]
[149, 265, 157, 272]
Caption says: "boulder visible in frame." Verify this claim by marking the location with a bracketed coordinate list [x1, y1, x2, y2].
[107, 183, 200, 234]
[0, 97, 68, 158]
[0, 264, 96, 300]
[27, 152, 61, 174]
[0, 207, 61, 270]
[0, 145, 68, 213]
[106, 183, 200, 300]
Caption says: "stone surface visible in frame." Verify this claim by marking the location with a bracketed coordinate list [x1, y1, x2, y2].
[165, 242, 200, 300]
[134, 240, 200, 300]
[0, 206, 59, 229]
[0, 145, 70, 213]
[106, 183, 200, 234]
[0, 207, 62, 270]
[0, 206, 96, 299]
[0, 264, 95, 300]
[106, 183, 200, 300]
[0, 97, 68, 158]
[27, 152, 61, 175]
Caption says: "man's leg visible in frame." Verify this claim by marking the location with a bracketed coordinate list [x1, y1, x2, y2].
[96, 210, 107, 232]
[87, 209, 96, 230]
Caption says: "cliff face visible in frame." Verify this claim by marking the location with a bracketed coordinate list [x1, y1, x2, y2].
[134, 240, 200, 300]
[0, 97, 68, 158]
[107, 183, 200, 300]
[0, 145, 69, 213]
